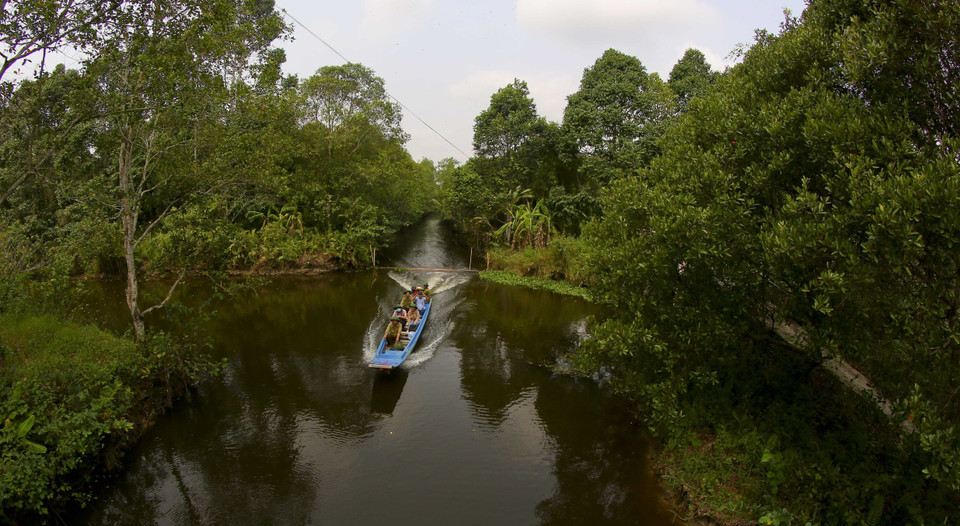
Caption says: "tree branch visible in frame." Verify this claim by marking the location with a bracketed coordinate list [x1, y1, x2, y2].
[140, 269, 186, 318]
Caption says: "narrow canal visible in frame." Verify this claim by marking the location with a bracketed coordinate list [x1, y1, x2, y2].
[76, 216, 680, 525]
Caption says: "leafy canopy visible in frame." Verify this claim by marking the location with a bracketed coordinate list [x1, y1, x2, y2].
[580, 0, 960, 521]
[562, 48, 676, 187]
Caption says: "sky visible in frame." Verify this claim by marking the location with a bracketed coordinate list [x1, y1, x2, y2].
[277, 0, 806, 163]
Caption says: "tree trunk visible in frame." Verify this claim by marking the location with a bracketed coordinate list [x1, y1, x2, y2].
[119, 132, 145, 342]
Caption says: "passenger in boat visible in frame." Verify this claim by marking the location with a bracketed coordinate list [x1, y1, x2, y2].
[406, 306, 421, 331]
[400, 290, 414, 309]
[383, 317, 403, 348]
[421, 283, 432, 303]
[414, 288, 427, 315]
[392, 304, 408, 329]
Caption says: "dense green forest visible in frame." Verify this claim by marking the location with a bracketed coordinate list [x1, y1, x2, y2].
[2, 0, 959, 523]
[1, 0, 435, 519]
[0, 1, 436, 332]
[443, 0, 960, 523]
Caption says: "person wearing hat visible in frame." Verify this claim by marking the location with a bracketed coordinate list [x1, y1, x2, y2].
[383, 317, 403, 347]
[400, 290, 414, 309]
[421, 283, 432, 303]
[391, 304, 408, 329]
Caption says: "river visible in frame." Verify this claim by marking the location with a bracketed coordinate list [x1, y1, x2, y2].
[75, 216, 680, 525]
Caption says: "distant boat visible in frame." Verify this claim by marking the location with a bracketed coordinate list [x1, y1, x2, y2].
[369, 302, 432, 370]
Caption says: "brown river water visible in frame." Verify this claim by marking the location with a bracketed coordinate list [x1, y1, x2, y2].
[72, 216, 681, 525]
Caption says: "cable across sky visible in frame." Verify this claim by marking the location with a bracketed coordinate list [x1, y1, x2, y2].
[280, 8, 471, 159]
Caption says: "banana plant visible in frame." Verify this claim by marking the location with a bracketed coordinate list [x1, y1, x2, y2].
[245, 204, 304, 234]
[3, 415, 47, 454]
[495, 199, 553, 249]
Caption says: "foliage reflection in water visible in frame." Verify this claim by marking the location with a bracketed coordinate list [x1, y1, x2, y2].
[75, 218, 681, 525]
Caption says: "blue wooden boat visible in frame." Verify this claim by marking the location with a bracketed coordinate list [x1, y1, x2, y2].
[369, 301, 432, 369]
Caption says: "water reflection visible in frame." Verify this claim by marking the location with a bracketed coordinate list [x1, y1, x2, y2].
[211, 275, 388, 440]
[454, 280, 590, 428]
[371, 369, 409, 415]
[86, 386, 318, 524]
[74, 217, 680, 525]
[443, 280, 679, 525]
[534, 380, 674, 525]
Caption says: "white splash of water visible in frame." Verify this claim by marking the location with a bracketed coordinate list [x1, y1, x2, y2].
[362, 308, 389, 362]
[365, 271, 473, 368]
[400, 292, 467, 369]
[570, 318, 591, 342]
[429, 272, 474, 294]
[401, 334, 442, 367]
[387, 271, 416, 292]
[386, 270, 473, 294]
[361, 285, 411, 362]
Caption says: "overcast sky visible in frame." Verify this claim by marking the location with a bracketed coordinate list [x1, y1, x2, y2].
[274, 0, 809, 164]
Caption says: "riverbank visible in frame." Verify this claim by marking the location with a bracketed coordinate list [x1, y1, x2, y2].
[478, 270, 593, 301]
[477, 258, 953, 524]
[482, 237, 591, 283]
[0, 313, 219, 522]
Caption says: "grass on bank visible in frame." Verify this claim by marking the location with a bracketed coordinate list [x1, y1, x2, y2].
[0, 313, 216, 520]
[480, 235, 594, 301]
[478, 270, 594, 301]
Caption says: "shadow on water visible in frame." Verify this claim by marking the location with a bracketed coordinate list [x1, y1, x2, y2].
[370, 368, 409, 415]
[73, 215, 683, 525]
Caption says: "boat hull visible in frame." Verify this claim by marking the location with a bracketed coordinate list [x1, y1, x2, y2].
[369, 301, 432, 369]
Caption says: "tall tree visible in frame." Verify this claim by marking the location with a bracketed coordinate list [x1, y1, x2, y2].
[286, 62, 416, 244]
[83, 0, 287, 341]
[0, 64, 99, 218]
[581, 0, 960, 519]
[561, 49, 676, 188]
[0, 0, 123, 87]
[299, 62, 407, 146]
[831, 0, 960, 143]
[472, 79, 552, 193]
[667, 48, 717, 110]
[0, 1, 135, 206]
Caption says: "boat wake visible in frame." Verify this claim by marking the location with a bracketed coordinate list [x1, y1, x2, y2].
[386, 270, 473, 294]
[429, 273, 474, 294]
[363, 272, 473, 368]
[401, 293, 467, 368]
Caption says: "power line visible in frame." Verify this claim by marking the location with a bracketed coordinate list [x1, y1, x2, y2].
[280, 8, 470, 159]
[280, 8, 350, 64]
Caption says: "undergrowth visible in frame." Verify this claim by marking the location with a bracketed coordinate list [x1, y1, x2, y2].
[0, 313, 220, 521]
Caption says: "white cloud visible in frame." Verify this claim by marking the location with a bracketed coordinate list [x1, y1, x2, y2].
[669, 43, 730, 75]
[516, 0, 719, 44]
[447, 69, 579, 123]
[414, 69, 580, 161]
[359, 0, 435, 40]
[276, 0, 808, 161]
[448, 70, 519, 101]
[524, 74, 581, 123]
[404, 121, 472, 162]
[284, 17, 353, 73]
[700, 47, 733, 72]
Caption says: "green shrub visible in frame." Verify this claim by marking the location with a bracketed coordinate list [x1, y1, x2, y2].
[53, 204, 123, 276]
[487, 234, 591, 284]
[227, 225, 335, 270]
[0, 314, 216, 519]
[138, 204, 243, 272]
